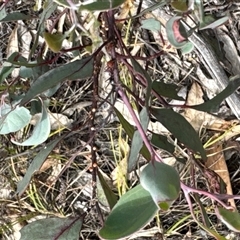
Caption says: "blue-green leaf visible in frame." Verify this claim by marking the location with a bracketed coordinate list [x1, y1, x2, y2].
[0, 12, 32, 22]
[99, 184, 158, 239]
[0, 105, 31, 134]
[216, 207, 240, 232]
[17, 136, 64, 195]
[0, 52, 20, 83]
[151, 108, 206, 159]
[12, 104, 50, 146]
[200, 16, 229, 30]
[141, 18, 161, 32]
[152, 81, 184, 100]
[97, 171, 118, 210]
[180, 41, 195, 55]
[130, 58, 152, 107]
[20, 216, 83, 240]
[191, 76, 240, 113]
[151, 133, 175, 153]
[20, 57, 93, 106]
[114, 107, 151, 161]
[80, 0, 125, 11]
[128, 107, 149, 172]
[140, 162, 180, 206]
[0, 7, 7, 21]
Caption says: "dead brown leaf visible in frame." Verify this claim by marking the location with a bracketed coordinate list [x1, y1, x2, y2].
[206, 143, 236, 208]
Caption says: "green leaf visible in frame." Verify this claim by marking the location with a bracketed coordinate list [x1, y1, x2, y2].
[20, 66, 34, 79]
[0, 63, 14, 84]
[28, 1, 57, 60]
[193, 193, 211, 228]
[128, 107, 149, 172]
[191, 76, 240, 113]
[20, 216, 83, 240]
[0, 105, 31, 134]
[43, 32, 66, 53]
[152, 81, 184, 100]
[130, 57, 152, 107]
[53, 0, 80, 9]
[180, 41, 195, 55]
[217, 207, 240, 232]
[151, 108, 206, 159]
[196, 221, 227, 240]
[20, 62, 50, 81]
[140, 162, 180, 205]
[141, 18, 161, 32]
[171, 0, 188, 12]
[12, 104, 50, 146]
[80, 0, 125, 11]
[200, 16, 229, 30]
[99, 184, 158, 239]
[0, 12, 32, 22]
[17, 135, 64, 196]
[158, 201, 171, 211]
[114, 107, 151, 161]
[20, 57, 93, 106]
[0, 52, 20, 84]
[44, 83, 61, 98]
[151, 133, 175, 154]
[192, 0, 204, 24]
[97, 171, 118, 210]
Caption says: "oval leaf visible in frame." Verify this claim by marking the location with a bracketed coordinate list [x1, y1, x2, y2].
[141, 18, 161, 32]
[151, 108, 206, 159]
[99, 184, 158, 239]
[20, 216, 83, 240]
[180, 41, 195, 55]
[0, 105, 31, 134]
[140, 162, 180, 205]
[12, 104, 50, 146]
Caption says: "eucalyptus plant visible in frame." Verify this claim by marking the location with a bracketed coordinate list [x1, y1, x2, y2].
[0, 0, 239, 239]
